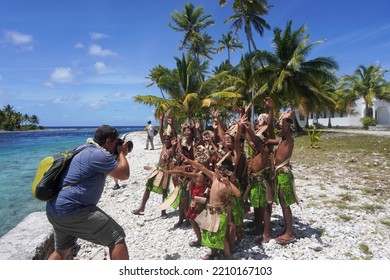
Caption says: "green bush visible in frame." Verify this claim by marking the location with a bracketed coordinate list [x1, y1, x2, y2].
[308, 127, 325, 149]
[360, 117, 376, 129]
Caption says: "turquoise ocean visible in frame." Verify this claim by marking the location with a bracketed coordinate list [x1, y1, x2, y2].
[0, 126, 143, 238]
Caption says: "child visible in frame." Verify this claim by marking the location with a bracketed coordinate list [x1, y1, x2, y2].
[183, 152, 241, 260]
[165, 145, 211, 247]
[266, 110, 298, 245]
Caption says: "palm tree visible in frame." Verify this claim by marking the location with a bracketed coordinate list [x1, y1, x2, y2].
[217, 31, 244, 63]
[224, 0, 271, 53]
[223, 0, 271, 126]
[253, 20, 339, 130]
[23, 113, 29, 125]
[187, 32, 216, 60]
[212, 60, 234, 75]
[145, 65, 170, 99]
[340, 64, 390, 117]
[134, 54, 213, 123]
[202, 53, 256, 120]
[29, 114, 40, 126]
[168, 3, 215, 54]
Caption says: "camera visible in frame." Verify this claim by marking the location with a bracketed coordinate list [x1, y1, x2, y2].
[114, 138, 133, 156]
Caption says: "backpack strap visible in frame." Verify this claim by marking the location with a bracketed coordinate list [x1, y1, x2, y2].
[59, 144, 93, 190]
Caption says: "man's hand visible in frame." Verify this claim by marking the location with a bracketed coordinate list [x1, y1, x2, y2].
[117, 141, 129, 156]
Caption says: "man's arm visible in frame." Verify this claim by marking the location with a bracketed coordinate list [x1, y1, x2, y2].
[108, 145, 130, 180]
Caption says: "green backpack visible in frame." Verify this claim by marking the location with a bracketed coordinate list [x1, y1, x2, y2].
[32, 146, 88, 201]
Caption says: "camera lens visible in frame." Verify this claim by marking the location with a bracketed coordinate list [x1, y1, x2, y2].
[127, 140, 133, 150]
[117, 138, 124, 146]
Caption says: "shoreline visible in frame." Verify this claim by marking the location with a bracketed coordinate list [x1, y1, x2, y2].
[0, 125, 145, 134]
[1, 130, 389, 260]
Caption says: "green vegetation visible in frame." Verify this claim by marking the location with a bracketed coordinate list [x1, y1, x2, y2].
[0, 104, 42, 131]
[328, 199, 354, 210]
[380, 218, 390, 227]
[361, 204, 384, 214]
[292, 133, 390, 177]
[292, 133, 390, 212]
[308, 127, 325, 149]
[360, 117, 377, 129]
[132, 1, 389, 131]
[361, 187, 375, 195]
[358, 243, 373, 260]
[337, 214, 353, 222]
[340, 192, 355, 202]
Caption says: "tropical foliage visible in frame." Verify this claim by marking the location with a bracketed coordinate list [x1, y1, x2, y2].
[307, 127, 325, 149]
[339, 65, 390, 117]
[0, 105, 42, 131]
[133, 1, 389, 131]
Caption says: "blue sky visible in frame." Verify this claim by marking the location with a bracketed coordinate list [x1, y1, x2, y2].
[1, 0, 389, 127]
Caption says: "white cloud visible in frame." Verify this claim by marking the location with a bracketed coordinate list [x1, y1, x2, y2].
[94, 61, 115, 74]
[88, 99, 109, 110]
[90, 32, 108, 40]
[3, 30, 33, 45]
[50, 93, 78, 104]
[43, 81, 55, 88]
[110, 92, 126, 99]
[89, 44, 117, 57]
[50, 67, 75, 83]
[74, 43, 84, 49]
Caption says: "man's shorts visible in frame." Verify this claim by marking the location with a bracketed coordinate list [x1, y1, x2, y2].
[47, 206, 126, 251]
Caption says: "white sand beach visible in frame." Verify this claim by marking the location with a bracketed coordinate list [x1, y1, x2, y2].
[71, 131, 390, 260]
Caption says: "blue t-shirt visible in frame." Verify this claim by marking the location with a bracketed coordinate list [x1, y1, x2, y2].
[46, 144, 118, 215]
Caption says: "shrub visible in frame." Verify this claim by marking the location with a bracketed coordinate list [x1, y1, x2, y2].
[360, 117, 376, 129]
[307, 127, 325, 149]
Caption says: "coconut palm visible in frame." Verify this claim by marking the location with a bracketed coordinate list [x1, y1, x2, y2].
[202, 53, 254, 118]
[340, 64, 390, 117]
[187, 32, 216, 60]
[224, 0, 271, 53]
[134, 54, 213, 123]
[253, 20, 339, 120]
[217, 31, 244, 63]
[212, 60, 234, 75]
[29, 114, 40, 126]
[145, 65, 171, 99]
[168, 3, 215, 54]
[223, 0, 271, 126]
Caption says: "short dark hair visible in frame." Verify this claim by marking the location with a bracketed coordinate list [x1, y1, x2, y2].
[93, 125, 118, 145]
[147, 121, 151, 124]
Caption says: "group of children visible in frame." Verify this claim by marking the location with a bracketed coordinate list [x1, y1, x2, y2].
[132, 97, 299, 260]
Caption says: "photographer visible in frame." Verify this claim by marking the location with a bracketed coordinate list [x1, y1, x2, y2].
[46, 125, 131, 260]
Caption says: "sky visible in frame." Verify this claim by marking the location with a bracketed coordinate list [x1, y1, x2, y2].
[1, 0, 389, 127]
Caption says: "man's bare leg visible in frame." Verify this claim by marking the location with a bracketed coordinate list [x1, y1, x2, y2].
[109, 241, 129, 260]
[47, 248, 71, 260]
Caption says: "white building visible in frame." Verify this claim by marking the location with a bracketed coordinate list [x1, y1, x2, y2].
[296, 98, 390, 129]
